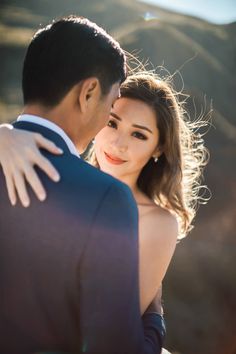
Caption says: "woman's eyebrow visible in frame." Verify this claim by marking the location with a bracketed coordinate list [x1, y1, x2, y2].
[132, 124, 153, 134]
[110, 112, 122, 121]
[110, 112, 153, 133]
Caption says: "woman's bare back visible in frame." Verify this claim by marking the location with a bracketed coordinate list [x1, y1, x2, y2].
[136, 191, 178, 314]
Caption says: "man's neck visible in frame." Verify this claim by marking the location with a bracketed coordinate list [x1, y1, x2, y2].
[23, 104, 65, 129]
[23, 104, 84, 153]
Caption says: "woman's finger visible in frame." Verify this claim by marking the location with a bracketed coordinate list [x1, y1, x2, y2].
[24, 165, 47, 202]
[13, 170, 30, 207]
[3, 168, 17, 206]
[34, 154, 60, 182]
[34, 133, 63, 155]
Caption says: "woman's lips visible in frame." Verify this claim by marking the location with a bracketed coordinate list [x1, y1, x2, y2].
[104, 151, 127, 165]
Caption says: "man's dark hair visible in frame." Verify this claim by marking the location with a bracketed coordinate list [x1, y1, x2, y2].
[22, 16, 126, 106]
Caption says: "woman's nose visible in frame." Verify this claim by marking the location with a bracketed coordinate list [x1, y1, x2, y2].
[111, 134, 128, 153]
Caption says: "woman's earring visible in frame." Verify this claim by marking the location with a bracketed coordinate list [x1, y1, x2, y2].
[153, 156, 158, 163]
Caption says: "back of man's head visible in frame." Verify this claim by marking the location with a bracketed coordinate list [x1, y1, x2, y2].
[22, 16, 126, 107]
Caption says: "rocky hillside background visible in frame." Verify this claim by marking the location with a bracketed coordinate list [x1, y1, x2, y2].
[0, 1, 236, 353]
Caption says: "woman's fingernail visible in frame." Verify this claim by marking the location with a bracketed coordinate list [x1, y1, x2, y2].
[57, 148, 63, 154]
[23, 200, 30, 208]
[39, 193, 46, 201]
[53, 174, 60, 182]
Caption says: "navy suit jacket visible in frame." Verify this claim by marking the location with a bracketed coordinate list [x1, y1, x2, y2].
[0, 121, 165, 354]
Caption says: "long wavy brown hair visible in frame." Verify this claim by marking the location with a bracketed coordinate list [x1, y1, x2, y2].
[87, 71, 209, 239]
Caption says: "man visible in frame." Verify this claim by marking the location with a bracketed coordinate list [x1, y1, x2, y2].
[0, 16, 165, 353]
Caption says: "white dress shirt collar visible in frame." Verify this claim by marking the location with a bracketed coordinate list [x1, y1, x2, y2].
[17, 114, 80, 158]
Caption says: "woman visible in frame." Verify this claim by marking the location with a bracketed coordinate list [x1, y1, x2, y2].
[0, 72, 208, 314]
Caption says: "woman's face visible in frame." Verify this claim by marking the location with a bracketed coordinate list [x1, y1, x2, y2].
[94, 97, 160, 183]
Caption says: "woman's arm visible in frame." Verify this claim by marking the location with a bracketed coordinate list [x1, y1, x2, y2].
[0, 124, 62, 206]
[139, 209, 178, 315]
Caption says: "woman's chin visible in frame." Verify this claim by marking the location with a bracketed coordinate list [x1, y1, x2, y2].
[101, 165, 121, 179]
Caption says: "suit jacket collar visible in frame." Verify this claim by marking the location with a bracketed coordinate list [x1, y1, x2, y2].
[13, 120, 79, 158]
[17, 114, 80, 158]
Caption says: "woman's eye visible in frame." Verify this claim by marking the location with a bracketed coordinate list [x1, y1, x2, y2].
[107, 120, 117, 129]
[132, 131, 147, 140]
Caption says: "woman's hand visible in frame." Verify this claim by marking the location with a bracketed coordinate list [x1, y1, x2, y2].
[0, 124, 63, 207]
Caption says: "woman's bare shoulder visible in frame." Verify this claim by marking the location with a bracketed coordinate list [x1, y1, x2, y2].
[140, 204, 179, 244]
[152, 205, 177, 225]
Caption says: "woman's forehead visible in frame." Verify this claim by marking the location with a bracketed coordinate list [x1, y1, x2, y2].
[113, 97, 157, 126]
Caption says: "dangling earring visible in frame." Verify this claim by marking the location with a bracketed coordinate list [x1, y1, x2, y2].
[153, 156, 158, 163]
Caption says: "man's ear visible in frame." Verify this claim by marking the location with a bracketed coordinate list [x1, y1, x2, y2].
[77, 77, 101, 113]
